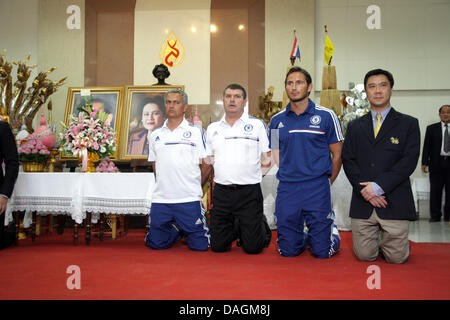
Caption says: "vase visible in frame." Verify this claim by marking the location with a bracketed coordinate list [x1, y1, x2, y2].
[22, 162, 46, 172]
[79, 149, 99, 173]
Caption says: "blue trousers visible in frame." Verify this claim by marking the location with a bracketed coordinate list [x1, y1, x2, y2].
[145, 201, 210, 251]
[275, 177, 340, 258]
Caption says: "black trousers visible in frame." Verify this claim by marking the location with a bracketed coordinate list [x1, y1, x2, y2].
[429, 157, 450, 221]
[210, 183, 266, 254]
[0, 213, 4, 248]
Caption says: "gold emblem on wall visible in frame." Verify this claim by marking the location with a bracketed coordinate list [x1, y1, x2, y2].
[160, 31, 184, 68]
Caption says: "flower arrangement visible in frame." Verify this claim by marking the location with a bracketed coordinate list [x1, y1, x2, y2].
[60, 97, 117, 159]
[96, 157, 120, 173]
[18, 138, 51, 164]
[340, 83, 370, 134]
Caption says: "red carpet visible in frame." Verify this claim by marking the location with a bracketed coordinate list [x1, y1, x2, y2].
[0, 230, 449, 300]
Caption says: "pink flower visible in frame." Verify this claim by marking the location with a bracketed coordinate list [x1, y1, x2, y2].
[104, 114, 113, 126]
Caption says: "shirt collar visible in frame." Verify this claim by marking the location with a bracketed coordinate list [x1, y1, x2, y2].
[286, 98, 315, 115]
[371, 106, 392, 120]
[162, 117, 190, 130]
[219, 111, 249, 125]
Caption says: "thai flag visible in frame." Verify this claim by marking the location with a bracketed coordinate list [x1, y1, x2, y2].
[291, 35, 301, 60]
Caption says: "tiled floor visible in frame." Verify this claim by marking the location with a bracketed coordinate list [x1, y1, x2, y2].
[409, 218, 450, 243]
[408, 199, 450, 243]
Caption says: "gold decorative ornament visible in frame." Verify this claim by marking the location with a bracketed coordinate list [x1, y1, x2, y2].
[0, 50, 66, 134]
[22, 162, 46, 172]
[47, 149, 62, 172]
[255, 86, 283, 125]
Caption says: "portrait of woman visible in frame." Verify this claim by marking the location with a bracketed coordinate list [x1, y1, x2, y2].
[128, 95, 166, 155]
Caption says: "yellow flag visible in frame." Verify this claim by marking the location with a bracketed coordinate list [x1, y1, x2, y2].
[324, 34, 335, 65]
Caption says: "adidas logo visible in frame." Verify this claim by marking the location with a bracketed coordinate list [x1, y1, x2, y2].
[195, 218, 202, 225]
[277, 122, 284, 128]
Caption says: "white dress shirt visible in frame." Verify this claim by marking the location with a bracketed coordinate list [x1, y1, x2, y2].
[205, 112, 270, 185]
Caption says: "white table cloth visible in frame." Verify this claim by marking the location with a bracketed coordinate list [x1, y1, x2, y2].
[411, 177, 430, 212]
[260, 166, 279, 230]
[331, 168, 352, 231]
[5, 172, 155, 227]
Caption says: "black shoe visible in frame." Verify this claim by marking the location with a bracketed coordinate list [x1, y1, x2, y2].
[429, 218, 441, 222]
[262, 216, 272, 248]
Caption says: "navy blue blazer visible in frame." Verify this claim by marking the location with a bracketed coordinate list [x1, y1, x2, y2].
[0, 121, 19, 198]
[342, 108, 420, 220]
[421, 122, 446, 173]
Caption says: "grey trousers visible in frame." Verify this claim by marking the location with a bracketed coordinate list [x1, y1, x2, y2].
[351, 210, 410, 264]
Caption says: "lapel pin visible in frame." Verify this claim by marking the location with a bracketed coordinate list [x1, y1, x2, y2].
[390, 137, 399, 144]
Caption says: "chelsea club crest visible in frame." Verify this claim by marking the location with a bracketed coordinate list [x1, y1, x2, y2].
[244, 124, 253, 132]
[183, 131, 192, 138]
[310, 115, 321, 125]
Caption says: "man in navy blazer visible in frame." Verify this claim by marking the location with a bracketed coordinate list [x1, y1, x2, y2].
[342, 69, 420, 264]
[421, 105, 450, 222]
[0, 120, 19, 249]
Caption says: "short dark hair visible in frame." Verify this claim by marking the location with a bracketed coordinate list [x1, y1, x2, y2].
[138, 96, 166, 118]
[284, 66, 312, 86]
[223, 83, 247, 100]
[439, 104, 450, 113]
[364, 69, 394, 89]
[152, 64, 170, 78]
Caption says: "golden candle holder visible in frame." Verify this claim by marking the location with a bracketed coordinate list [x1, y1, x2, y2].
[47, 148, 62, 172]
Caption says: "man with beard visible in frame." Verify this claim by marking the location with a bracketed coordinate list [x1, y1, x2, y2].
[269, 67, 343, 258]
[145, 89, 210, 251]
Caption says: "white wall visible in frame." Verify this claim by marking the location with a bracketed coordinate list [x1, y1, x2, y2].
[315, 0, 450, 91]
[265, 0, 315, 102]
[38, 0, 85, 136]
[0, 0, 85, 134]
[0, 0, 39, 97]
[134, 0, 211, 104]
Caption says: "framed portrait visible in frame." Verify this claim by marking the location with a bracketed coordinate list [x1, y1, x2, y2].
[61, 87, 125, 160]
[119, 85, 184, 160]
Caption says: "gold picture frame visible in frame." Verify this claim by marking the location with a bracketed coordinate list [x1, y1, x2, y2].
[60, 87, 125, 160]
[119, 85, 184, 160]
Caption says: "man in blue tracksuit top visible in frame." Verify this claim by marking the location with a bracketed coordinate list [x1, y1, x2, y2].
[269, 67, 343, 258]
